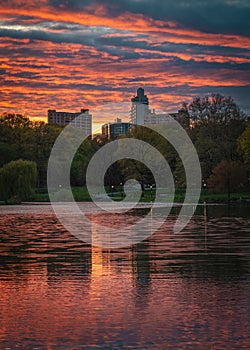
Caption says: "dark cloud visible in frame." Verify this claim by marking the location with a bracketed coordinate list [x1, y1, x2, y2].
[9, 71, 39, 79]
[103, 0, 250, 36]
[48, 0, 95, 11]
[47, 0, 250, 36]
[0, 28, 95, 45]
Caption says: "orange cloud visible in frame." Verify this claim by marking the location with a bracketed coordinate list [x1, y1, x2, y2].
[0, 2, 249, 122]
[1, 4, 250, 49]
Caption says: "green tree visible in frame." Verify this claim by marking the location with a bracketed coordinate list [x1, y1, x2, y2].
[0, 113, 63, 188]
[185, 94, 248, 180]
[238, 122, 250, 168]
[0, 159, 37, 202]
[71, 137, 101, 186]
[29, 121, 62, 187]
[208, 160, 247, 199]
[0, 113, 33, 166]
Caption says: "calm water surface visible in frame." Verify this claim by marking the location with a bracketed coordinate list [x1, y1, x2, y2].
[0, 203, 249, 349]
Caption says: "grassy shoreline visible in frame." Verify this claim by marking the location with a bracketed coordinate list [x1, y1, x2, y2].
[0, 186, 249, 205]
[26, 187, 250, 204]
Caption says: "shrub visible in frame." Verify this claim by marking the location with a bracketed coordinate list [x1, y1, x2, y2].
[0, 159, 37, 202]
[208, 160, 248, 199]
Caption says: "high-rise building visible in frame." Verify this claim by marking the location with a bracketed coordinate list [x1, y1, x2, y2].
[130, 88, 190, 129]
[102, 118, 131, 140]
[130, 88, 149, 125]
[48, 108, 92, 135]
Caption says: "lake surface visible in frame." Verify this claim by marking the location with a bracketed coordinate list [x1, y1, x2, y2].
[0, 203, 249, 349]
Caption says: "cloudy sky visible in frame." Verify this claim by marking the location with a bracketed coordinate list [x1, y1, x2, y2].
[0, 0, 249, 128]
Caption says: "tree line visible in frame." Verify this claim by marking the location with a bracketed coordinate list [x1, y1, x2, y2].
[0, 93, 249, 202]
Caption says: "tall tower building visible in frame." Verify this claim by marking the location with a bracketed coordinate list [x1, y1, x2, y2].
[130, 88, 149, 125]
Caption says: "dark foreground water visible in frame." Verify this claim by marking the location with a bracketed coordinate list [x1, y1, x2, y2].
[0, 203, 249, 349]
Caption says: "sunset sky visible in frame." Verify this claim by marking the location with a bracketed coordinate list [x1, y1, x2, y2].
[0, 0, 249, 130]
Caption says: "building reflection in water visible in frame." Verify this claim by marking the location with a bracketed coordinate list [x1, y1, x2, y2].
[91, 221, 111, 277]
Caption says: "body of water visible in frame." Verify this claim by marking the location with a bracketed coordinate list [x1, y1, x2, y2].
[0, 203, 249, 349]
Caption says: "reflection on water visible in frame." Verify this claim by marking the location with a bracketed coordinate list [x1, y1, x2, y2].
[0, 203, 249, 349]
